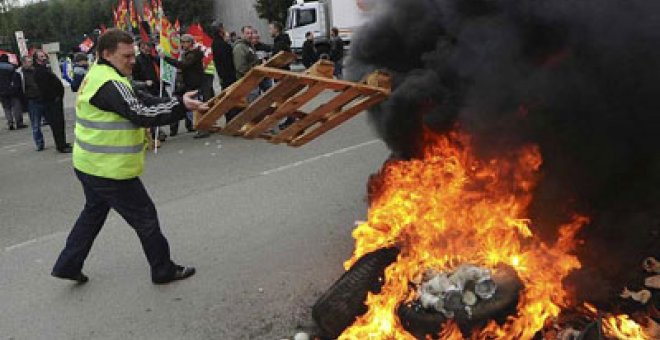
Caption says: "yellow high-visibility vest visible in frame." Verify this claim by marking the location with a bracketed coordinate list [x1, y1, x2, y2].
[73, 64, 147, 180]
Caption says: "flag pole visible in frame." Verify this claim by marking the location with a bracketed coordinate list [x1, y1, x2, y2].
[154, 1, 164, 154]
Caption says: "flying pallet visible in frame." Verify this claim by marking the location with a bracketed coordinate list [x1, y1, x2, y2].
[193, 52, 391, 147]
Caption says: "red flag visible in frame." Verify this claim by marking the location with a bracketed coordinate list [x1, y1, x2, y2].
[187, 23, 214, 67]
[139, 23, 150, 44]
[79, 38, 94, 53]
[138, 23, 157, 57]
[174, 18, 180, 33]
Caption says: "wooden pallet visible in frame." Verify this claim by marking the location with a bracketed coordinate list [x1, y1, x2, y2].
[194, 52, 391, 147]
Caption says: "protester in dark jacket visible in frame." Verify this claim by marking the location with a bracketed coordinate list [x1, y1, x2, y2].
[270, 22, 292, 57]
[20, 55, 46, 150]
[302, 31, 319, 68]
[133, 41, 161, 96]
[133, 41, 168, 140]
[269, 22, 296, 129]
[70, 53, 89, 92]
[0, 54, 26, 130]
[33, 49, 72, 153]
[329, 27, 345, 79]
[211, 22, 237, 90]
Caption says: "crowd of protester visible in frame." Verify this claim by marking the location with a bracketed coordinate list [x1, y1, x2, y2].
[0, 21, 346, 150]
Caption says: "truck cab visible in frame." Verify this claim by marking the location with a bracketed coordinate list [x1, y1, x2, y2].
[285, 0, 374, 56]
[286, 1, 329, 55]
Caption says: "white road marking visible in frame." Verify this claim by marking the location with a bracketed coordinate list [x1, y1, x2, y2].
[261, 139, 382, 176]
[4, 231, 66, 253]
[2, 142, 30, 149]
[3, 139, 384, 253]
[57, 156, 72, 164]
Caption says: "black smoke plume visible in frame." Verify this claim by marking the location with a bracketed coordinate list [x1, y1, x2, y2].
[348, 0, 660, 308]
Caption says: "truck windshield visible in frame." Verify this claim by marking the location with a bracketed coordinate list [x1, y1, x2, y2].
[295, 8, 317, 27]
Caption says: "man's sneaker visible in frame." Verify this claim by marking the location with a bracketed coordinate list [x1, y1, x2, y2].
[8, 122, 15, 130]
[51, 271, 89, 284]
[157, 131, 168, 142]
[193, 131, 211, 139]
[153, 265, 196, 284]
[16, 124, 28, 129]
[57, 146, 72, 153]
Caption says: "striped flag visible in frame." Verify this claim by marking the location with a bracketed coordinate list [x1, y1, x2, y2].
[159, 17, 180, 59]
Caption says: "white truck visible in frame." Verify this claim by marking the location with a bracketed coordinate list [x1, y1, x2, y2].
[285, 0, 375, 55]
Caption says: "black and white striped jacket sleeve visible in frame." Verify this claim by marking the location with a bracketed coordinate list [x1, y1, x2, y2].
[89, 80, 188, 127]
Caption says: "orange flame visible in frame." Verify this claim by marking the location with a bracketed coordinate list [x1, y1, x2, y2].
[602, 315, 655, 340]
[340, 130, 587, 339]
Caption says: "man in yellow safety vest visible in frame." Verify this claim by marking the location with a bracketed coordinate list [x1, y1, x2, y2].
[52, 29, 209, 285]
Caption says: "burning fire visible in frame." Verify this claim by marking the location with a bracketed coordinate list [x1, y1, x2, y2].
[602, 315, 654, 340]
[338, 129, 639, 339]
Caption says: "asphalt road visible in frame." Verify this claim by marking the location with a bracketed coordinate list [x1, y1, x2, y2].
[0, 87, 390, 339]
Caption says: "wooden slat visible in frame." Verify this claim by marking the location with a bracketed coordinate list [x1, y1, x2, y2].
[194, 63, 391, 146]
[289, 93, 388, 147]
[263, 51, 297, 68]
[305, 60, 334, 78]
[252, 66, 387, 93]
[222, 76, 300, 135]
[195, 68, 265, 129]
[244, 82, 328, 138]
[366, 70, 392, 89]
[270, 86, 361, 144]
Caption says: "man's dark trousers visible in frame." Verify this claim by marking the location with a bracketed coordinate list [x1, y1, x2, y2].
[53, 169, 176, 281]
[42, 97, 67, 149]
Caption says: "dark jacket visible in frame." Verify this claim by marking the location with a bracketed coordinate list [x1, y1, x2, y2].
[163, 48, 205, 93]
[330, 36, 345, 62]
[302, 40, 318, 68]
[34, 63, 64, 101]
[272, 33, 292, 70]
[133, 53, 160, 95]
[89, 59, 187, 127]
[21, 67, 41, 99]
[71, 64, 89, 92]
[272, 33, 292, 56]
[0, 61, 19, 97]
[212, 36, 236, 85]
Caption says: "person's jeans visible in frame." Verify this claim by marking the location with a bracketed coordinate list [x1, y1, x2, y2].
[333, 60, 343, 79]
[53, 170, 177, 281]
[27, 99, 45, 149]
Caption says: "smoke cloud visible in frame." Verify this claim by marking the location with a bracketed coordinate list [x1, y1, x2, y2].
[348, 0, 660, 307]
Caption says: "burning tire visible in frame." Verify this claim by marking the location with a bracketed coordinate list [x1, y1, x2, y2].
[398, 265, 523, 338]
[312, 247, 400, 339]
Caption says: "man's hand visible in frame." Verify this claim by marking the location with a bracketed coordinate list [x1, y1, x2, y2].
[145, 80, 154, 87]
[182, 91, 210, 113]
